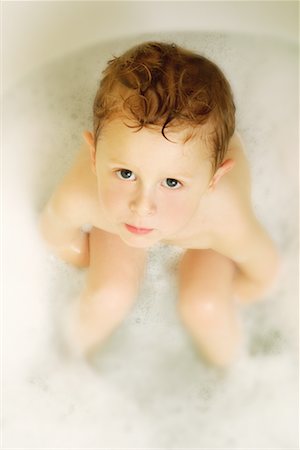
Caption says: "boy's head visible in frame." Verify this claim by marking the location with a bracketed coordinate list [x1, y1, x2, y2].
[93, 41, 235, 173]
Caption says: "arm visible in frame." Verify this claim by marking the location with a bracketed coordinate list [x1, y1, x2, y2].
[224, 218, 281, 303]
[212, 208, 281, 303]
[214, 133, 281, 302]
[39, 187, 90, 267]
[233, 221, 280, 301]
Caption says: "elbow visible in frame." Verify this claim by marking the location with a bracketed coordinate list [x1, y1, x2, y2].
[38, 207, 56, 246]
[37, 202, 69, 248]
[255, 233, 283, 296]
[254, 247, 282, 301]
[235, 248, 282, 305]
[38, 208, 50, 243]
[265, 247, 282, 294]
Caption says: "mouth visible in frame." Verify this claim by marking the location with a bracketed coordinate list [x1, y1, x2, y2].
[125, 224, 154, 235]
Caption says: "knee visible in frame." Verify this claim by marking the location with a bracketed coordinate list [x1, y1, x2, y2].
[53, 236, 90, 268]
[103, 285, 138, 310]
[178, 292, 224, 325]
[84, 283, 138, 313]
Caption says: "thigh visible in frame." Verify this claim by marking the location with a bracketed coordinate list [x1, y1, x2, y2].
[86, 227, 147, 295]
[178, 248, 236, 304]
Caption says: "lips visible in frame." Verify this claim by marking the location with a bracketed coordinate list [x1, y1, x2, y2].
[125, 224, 154, 235]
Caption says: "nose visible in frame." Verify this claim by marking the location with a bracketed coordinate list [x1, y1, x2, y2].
[129, 188, 157, 216]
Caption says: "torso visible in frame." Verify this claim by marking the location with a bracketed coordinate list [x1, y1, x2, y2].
[61, 133, 253, 251]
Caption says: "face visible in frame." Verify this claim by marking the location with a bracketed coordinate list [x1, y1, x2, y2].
[92, 119, 214, 248]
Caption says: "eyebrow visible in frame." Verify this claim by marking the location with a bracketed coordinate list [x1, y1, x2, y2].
[109, 159, 131, 166]
[108, 159, 195, 180]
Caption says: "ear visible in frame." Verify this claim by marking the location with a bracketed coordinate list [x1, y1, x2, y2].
[82, 130, 97, 175]
[208, 159, 235, 190]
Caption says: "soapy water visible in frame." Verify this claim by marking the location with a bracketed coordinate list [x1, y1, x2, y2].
[3, 32, 298, 448]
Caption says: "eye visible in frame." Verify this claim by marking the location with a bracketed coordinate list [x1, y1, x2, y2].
[116, 169, 136, 181]
[163, 178, 182, 189]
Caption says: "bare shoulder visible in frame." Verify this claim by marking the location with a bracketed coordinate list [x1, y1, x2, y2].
[220, 131, 252, 200]
[209, 132, 256, 255]
[209, 133, 278, 271]
[48, 143, 98, 226]
[209, 132, 252, 217]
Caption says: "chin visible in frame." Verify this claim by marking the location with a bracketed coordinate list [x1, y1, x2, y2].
[121, 237, 157, 249]
[125, 241, 154, 249]
[119, 231, 159, 249]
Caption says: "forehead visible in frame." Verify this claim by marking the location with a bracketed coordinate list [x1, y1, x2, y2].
[98, 119, 212, 165]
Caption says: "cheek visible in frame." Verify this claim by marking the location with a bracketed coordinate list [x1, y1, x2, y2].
[98, 182, 126, 212]
[159, 192, 197, 221]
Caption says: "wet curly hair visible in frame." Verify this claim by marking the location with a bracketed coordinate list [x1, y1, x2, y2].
[93, 41, 235, 172]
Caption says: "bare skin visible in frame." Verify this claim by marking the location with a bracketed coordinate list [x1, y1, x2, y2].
[39, 120, 280, 367]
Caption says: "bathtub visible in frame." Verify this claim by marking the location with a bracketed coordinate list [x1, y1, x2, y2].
[2, 2, 299, 448]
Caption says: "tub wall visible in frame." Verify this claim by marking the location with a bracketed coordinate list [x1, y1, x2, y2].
[2, 1, 298, 93]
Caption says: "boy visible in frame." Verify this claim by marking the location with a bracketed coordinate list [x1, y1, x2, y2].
[39, 42, 280, 367]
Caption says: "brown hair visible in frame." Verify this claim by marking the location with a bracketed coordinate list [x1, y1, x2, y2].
[93, 41, 235, 172]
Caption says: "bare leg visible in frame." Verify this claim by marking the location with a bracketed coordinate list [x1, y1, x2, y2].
[177, 249, 243, 368]
[54, 229, 90, 268]
[65, 228, 147, 356]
